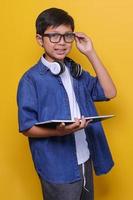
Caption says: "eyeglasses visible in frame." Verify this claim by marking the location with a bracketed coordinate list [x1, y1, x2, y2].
[42, 32, 75, 43]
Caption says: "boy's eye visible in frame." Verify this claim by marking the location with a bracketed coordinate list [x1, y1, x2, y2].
[50, 33, 74, 39]
[65, 33, 74, 37]
[65, 33, 75, 39]
[50, 33, 61, 39]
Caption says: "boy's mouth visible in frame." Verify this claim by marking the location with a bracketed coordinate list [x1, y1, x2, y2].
[54, 49, 67, 54]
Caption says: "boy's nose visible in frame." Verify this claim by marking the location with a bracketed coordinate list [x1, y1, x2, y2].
[58, 36, 66, 44]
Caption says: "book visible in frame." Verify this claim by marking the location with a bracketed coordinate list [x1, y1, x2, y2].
[35, 114, 115, 128]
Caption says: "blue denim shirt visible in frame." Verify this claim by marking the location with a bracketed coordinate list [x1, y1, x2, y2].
[17, 58, 114, 183]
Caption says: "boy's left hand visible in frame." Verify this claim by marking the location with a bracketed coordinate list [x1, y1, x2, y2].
[74, 32, 94, 56]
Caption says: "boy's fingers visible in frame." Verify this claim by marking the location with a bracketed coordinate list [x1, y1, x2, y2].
[85, 119, 92, 127]
[80, 116, 86, 127]
[57, 117, 91, 132]
[74, 118, 81, 127]
[57, 122, 65, 129]
[65, 118, 80, 130]
[79, 116, 92, 128]
[69, 122, 80, 129]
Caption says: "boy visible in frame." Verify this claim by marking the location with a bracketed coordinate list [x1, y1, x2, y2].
[17, 8, 117, 200]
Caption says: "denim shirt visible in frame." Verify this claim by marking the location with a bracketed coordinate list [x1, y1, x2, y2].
[17, 58, 114, 184]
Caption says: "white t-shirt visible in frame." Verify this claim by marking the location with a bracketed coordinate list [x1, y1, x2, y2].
[41, 57, 90, 164]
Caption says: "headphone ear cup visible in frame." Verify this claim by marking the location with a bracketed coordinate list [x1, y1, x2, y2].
[50, 61, 65, 75]
[54, 61, 65, 75]
[71, 61, 83, 78]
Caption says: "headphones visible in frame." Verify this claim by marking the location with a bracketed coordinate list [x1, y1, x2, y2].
[43, 56, 83, 78]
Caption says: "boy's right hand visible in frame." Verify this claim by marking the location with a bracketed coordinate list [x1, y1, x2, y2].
[56, 117, 91, 136]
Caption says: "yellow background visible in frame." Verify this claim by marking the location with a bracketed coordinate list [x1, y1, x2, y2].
[0, 0, 133, 199]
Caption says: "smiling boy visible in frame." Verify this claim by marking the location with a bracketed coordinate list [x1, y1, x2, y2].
[17, 8, 116, 200]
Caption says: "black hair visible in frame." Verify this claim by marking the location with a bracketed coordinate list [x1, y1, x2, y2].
[36, 8, 74, 36]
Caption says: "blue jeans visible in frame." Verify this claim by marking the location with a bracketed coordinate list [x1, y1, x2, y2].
[39, 159, 94, 200]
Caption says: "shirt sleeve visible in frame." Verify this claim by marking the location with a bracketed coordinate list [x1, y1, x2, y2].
[84, 71, 109, 102]
[17, 75, 38, 132]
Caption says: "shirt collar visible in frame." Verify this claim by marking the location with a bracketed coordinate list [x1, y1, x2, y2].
[41, 56, 54, 70]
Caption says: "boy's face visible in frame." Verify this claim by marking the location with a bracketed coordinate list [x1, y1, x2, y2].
[36, 25, 74, 62]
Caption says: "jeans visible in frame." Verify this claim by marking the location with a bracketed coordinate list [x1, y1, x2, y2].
[39, 159, 94, 200]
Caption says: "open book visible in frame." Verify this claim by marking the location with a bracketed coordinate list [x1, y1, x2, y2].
[35, 114, 115, 128]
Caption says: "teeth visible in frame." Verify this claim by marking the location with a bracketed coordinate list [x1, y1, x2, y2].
[56, 49, 65, 51]
[55, 50, 65, 54]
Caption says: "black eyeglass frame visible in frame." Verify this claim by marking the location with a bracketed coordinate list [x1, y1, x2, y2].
[42, 32, 75, 43]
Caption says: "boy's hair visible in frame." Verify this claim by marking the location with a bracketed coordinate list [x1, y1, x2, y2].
[36, 8, 74, 36]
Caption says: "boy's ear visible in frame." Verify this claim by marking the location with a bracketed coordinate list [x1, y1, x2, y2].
[36, 34, 44, 47]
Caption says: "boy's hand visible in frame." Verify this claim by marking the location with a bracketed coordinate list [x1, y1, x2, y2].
[56, 116, 92, 136]
[74, 32, 94, 56]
